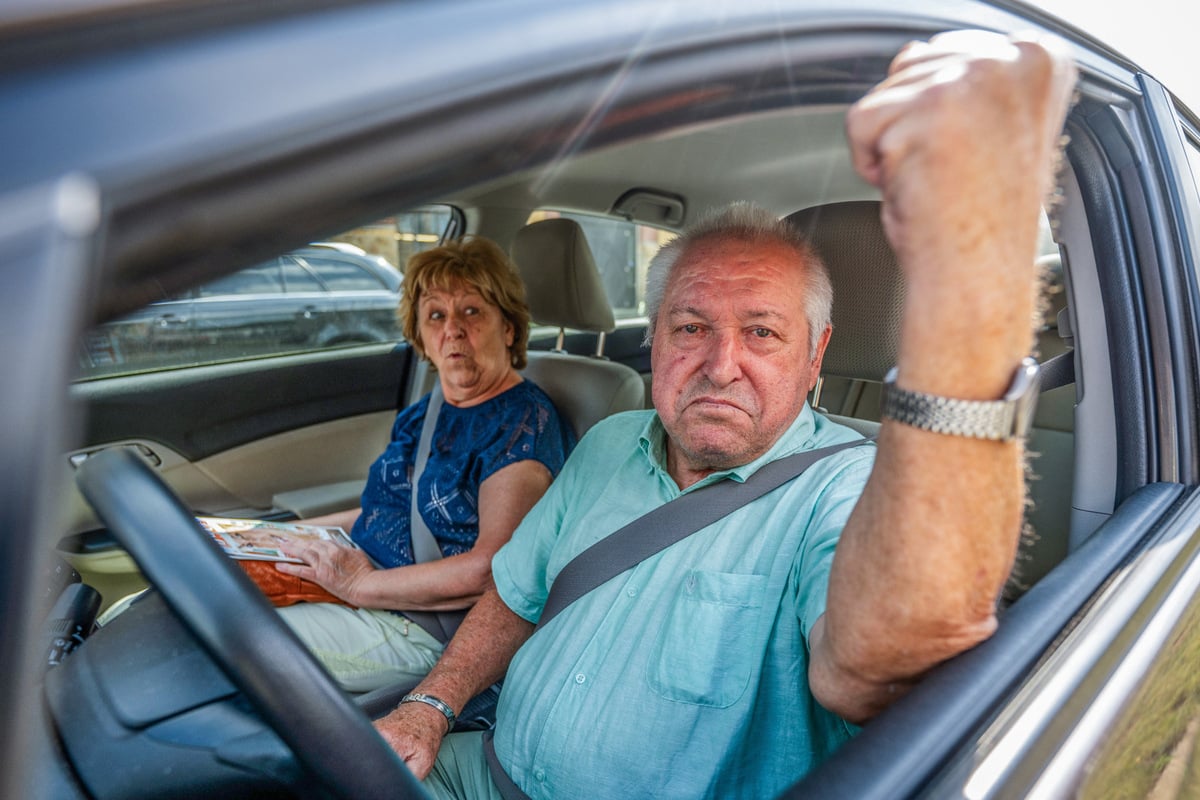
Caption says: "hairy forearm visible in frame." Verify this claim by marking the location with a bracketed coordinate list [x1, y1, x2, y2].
[374, 589, 534, 772]
[812, 249, 1033, 723]
[413, 589, 534, 710]
[813, 422, 1025, 722]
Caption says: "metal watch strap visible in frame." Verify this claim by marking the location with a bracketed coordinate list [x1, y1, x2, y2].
[400, 692, 457, 732]
[881, 357, 1040, 442]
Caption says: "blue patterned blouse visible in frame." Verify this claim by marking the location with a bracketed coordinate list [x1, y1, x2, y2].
[350, 380, 575, 569]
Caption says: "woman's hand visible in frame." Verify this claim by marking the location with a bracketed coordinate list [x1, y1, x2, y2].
[276, 540, 376, 605]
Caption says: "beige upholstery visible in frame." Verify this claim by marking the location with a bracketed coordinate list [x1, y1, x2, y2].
[512, 218, 616, 335]
[512, 218, 644, 438]
[787, 201, 905, 384]
[784, 201, 902, 426]
[521, 351, 644, 438]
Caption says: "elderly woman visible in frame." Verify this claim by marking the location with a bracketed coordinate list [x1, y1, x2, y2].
[275, 236, 575, 692]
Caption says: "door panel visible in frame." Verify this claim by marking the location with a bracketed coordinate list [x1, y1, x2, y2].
[62, 343, 413, 609]
[72, 343, 409, 460]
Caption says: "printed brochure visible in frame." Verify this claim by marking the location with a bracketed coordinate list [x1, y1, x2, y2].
[196, 516, 357, 563]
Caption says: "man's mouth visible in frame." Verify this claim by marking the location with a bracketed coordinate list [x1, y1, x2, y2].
[687, 396, 745, 414]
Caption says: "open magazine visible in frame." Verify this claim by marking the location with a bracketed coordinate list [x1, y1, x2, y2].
[196, 516, 358, 563]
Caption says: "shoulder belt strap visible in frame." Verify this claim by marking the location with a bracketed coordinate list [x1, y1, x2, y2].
[483, 730, 530, 800]
[404, 384, 465, 644]
[535, 437, 873, 631]
[1038, 349, 1074, 393]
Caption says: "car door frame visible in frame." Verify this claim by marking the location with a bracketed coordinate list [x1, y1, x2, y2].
[0, 176, 102, 800]
[4, 2, 1200, 799]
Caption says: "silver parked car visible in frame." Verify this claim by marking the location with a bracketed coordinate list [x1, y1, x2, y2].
[79, 244, 403, 377]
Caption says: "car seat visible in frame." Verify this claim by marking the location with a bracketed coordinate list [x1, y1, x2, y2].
[510, 217, 645, 437]
[787, 201, 901, 435]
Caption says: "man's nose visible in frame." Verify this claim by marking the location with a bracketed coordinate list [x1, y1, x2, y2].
[703, 329, 743, 384]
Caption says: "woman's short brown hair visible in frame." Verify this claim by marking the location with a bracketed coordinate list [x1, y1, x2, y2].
[399, 236, 531, 369]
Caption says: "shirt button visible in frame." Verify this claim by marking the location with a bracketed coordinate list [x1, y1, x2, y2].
[626, 586, 638, 597]
[534, 769, 546, 782]
[574, 673, 586, 684]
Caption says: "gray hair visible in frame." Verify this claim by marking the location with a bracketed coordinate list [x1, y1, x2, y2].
[642, 201, 833, 357]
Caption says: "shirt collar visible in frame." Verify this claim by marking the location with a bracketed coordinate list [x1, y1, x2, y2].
[637, 403, 820, 491]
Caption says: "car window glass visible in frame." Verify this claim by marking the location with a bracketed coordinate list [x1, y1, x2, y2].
[75, 203, 457, 380]
[1182, 134, 1200, 305]
[196, 260, 284, 297]
[281, 259, 326, 293]
[301, 255, 389, 291]
[526, 209, 675, 322]
[330, 205, 456, 275]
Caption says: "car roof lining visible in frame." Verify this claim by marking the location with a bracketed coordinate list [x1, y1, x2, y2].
[449, 105, 878, 229]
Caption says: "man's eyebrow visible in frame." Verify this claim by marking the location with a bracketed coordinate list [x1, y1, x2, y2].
[664, 305, 788, 322]
[741, 308, 788, 322]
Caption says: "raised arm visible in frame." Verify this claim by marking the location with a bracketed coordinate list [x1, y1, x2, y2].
[809, 31, 1078, 723]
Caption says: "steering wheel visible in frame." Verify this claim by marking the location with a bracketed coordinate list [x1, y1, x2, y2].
[75, 447, 427, 799]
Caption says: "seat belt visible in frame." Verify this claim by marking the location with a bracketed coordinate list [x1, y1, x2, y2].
[1037, 348, 1074, 393]
[537, 436, 872, 630]
[401, 384, 465, 644]
[483, 731, 529, 800]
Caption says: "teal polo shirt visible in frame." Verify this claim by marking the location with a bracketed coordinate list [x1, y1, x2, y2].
[490, 404, 875, 799]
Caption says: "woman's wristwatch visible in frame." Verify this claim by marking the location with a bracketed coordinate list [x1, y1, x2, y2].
[880, 357, 1041, 442]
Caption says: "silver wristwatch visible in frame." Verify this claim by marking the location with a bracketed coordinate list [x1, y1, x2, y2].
[399, 692, 457, 731]
[880, 357, 1040, 442]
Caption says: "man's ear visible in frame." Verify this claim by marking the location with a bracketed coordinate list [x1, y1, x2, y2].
[807, 324, 833, 391]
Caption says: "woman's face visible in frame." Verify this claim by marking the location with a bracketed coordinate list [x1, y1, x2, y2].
[417, 280, 517, 406]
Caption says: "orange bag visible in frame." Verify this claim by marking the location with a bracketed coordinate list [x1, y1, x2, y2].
[236, 559, 355, 608]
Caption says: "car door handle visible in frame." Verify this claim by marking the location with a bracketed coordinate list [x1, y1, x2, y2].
[155, 313, 186, 328]
[69, 443, 162, 469]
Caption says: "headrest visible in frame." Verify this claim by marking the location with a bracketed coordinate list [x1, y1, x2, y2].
[786, 201, 905, 382]
[511, 218, 616, 334]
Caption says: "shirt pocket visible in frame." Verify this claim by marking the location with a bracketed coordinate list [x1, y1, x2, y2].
[647, 569, 768, 708]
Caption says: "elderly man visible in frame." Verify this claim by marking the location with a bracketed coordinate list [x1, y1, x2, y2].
[374, 29, 1078, 799]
